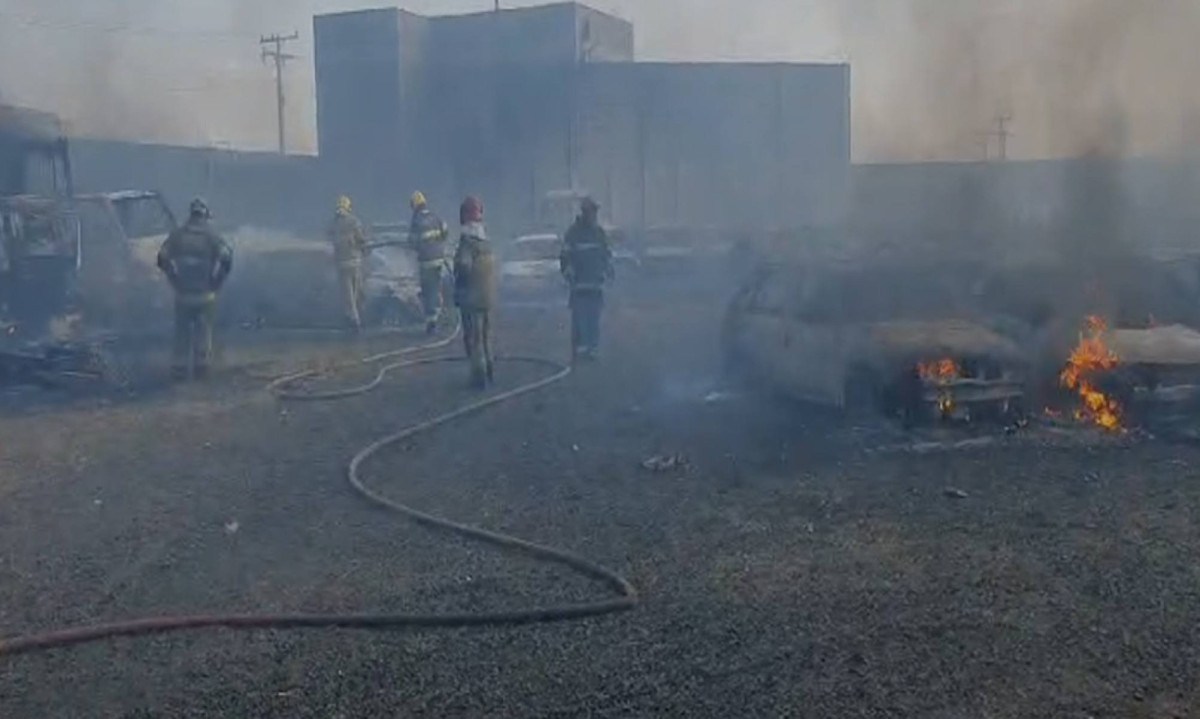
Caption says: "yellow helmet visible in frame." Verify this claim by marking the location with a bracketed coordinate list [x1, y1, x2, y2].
[410, 191, 427, 209]
[335, 195, 352, 214]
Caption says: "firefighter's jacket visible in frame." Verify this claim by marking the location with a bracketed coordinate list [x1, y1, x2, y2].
[328, 211, 367, 266]
[560, 218, 613, 293]
[157, 218, 233, 302]
[453, 223, 496, 311]
[409, 207, 450, 267]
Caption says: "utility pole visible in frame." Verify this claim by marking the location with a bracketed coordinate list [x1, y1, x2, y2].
[260, 31, 299, 154]
[988, 112, 1013, 161]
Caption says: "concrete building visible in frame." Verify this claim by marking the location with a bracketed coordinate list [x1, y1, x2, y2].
[314, 2, 849, 235]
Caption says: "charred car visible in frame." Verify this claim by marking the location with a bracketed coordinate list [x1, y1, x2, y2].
[722, 261, 1027, 423]
[0, 195, 82, 337]
[221, 228, 422, 330]
[977, 256, 1200, 426]
[74, 190, 178, 329]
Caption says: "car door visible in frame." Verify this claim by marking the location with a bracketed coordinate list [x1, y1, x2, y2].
[733, 267, 789, 386]
[780, 270, 847, 406]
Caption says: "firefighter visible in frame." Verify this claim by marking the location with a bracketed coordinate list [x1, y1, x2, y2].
[453, 195, 496, 389]
[327, 195, 368, 330]
[560, 196, 613, 361]
[156, 197, 233, 380]
[408, 191, 450, 335]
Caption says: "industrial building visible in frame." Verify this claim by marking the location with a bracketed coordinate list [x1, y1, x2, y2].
[313, 2, 851, 234]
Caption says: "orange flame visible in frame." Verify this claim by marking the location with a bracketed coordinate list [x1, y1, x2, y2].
[917, 357, 961, 415]
[1059, 315, 1122, 431]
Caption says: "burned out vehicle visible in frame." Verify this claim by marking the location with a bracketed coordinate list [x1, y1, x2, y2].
[722, 262, 1027, 423]
[74, 190, 178, 329]
[0, 195, 82, 337]
[0, 104, 72, 199]
[0, 105, 81, 337]
[977, 256, 1200, 426]
[220, 230, 422, 330]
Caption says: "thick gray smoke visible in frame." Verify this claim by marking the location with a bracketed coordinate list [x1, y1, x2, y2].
[845, 0, 1200, 161]
[2, 0, 1198, 160]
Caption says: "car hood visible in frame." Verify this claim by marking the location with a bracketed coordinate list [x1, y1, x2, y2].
[865, 319, 1024, 363]
[1110, 324, 1200, 366]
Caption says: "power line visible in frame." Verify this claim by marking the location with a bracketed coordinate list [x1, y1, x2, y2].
[260, 31, 300, 155]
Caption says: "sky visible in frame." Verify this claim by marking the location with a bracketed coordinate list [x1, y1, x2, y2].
[1, 0, 1197, 162]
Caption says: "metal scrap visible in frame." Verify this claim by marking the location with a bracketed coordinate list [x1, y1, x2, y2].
[641, 453, 688, 473]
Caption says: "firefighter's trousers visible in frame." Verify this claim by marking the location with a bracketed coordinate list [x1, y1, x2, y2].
[173, 293, 217, 377]
[460, 309, 494, 387]
[419, 261, 445, 324]
[569, 288, 604, 354]
[337, 260, 364, 328]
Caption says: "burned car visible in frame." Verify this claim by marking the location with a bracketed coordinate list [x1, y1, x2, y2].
[974, 256, 1200, 427]
[722, 261, 1026, 423]
[74, 190, 178, 330]
[221, 230, 422, 330]
[0, 195, 82, 338]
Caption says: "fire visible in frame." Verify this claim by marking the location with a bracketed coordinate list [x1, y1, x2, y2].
[1059, 315, 1122, 431]
[917, 357, 961, 415]
[917, 358, 960, 383]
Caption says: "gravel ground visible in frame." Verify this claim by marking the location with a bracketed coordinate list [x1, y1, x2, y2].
[3, 279, 1200, 718]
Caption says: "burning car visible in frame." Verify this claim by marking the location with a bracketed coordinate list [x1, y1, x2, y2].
[722, 261, 1027, 423]
[976, 257, 1200, 430]
[1049, 315, 1200, 431]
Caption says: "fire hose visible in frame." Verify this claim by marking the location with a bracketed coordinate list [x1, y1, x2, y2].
[0, 323, 637, 658]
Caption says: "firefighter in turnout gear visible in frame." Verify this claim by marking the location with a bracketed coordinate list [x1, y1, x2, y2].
[156, 197, 233, 380]
[408, 191, 450, 335]
[453, 195, 496, 389]
[560, 196, 613, 361]
[327, 195, 368, 329]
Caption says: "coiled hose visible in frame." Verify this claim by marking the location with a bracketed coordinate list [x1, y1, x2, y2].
[0, 323, 637, 657]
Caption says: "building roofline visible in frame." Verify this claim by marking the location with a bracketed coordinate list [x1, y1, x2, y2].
[435, 2, 623, 22]
[316, 2, 626, 24]
[591, 60, 850, 70]
[314, 6, 425, 21]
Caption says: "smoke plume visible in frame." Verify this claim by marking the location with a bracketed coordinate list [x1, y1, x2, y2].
[1, 0, 1199, 161]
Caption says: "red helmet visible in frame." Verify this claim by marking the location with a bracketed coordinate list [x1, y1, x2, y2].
[460, 195, 484, 224]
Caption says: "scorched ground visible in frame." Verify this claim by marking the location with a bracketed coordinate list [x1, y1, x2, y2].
[2, 279, 1200, 718]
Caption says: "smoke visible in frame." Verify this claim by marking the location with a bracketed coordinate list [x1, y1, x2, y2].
[2, 1, 1199, 160]
[845, 0, 1200, 161]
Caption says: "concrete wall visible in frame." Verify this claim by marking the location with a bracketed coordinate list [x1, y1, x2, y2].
[309, 3, 849, 237]
[69, 139, 325, 233]
[314, 8, 422, 220]
[311, 3, 637, 232]
[575, 62, 851, 232]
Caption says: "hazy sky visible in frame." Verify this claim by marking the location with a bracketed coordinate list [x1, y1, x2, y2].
[1, 0, 1197, 161]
